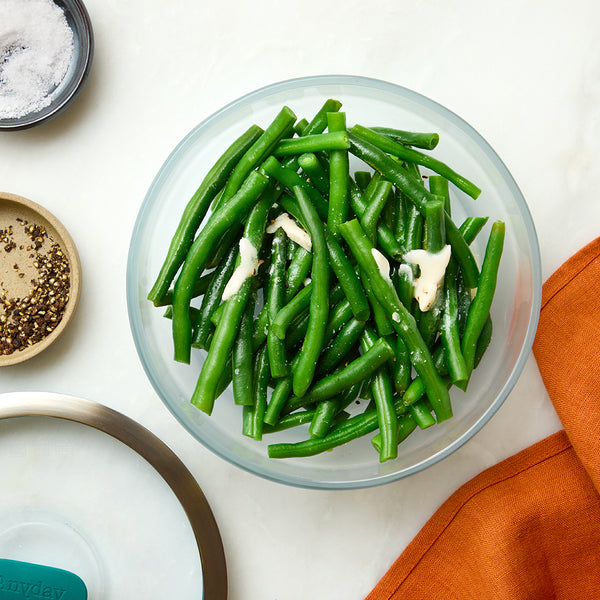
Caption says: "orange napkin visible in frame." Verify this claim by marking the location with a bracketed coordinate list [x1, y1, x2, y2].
[365, 237, 600, 600]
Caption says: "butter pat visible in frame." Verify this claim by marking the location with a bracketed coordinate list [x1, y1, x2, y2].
[266, 213, 312, 252]
[403, 245, 451, 311]
[222, 238, 259, 301]
[371, 248, 392, 282]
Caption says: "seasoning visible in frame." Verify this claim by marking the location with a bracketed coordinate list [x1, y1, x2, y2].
[0, 219, 70, 355]
[0, 0, 74, 120]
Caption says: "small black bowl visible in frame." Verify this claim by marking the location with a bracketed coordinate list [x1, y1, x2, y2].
[0, 0, 94, 131]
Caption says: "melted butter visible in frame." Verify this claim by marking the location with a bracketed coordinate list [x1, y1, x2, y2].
[266, 213, 312, 251]
[222, 238, 259, 301]
[371, 248, 392, 282]
[403, 245, 451, 311]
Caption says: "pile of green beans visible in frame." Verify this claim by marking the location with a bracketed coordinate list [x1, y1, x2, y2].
[149, 99, 505, 463]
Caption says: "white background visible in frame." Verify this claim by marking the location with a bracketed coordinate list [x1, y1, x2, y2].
[1, 0, 599, 598]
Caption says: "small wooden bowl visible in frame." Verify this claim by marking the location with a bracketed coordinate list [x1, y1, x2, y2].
[0, 192, 81, 366]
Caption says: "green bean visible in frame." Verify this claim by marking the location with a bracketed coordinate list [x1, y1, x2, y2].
[362, 271, 394, 336]
[298, 153, 329, 195]
[325, 231, 370, 322]
[360, 179, 394, 244]
[404, 202, 424, 254]
[203, 226, 240, 269]
[285, 337, 394, 412]
[461, 221, 505, 381]
[397, 202, 420, 320]
[392, 189, 407, 243]
[284, 246, 313, 303]
[338, 218, 453, 422]
[284, 309, 310, 350]
[316, 317, 366, 376]
[189, 188, 272, 413]
[440, 258, 469, 387]
[324, 298, 353, 340]
[363, 171, 382, 201]
[408, 400, 436, 429]
[348, 132, 480, 288]
[148, 124, 263, 304]
[400, 343, 449, 407]
[292, 186, 330, 397]
[286, 238, 298, 262]
[474, 316, 493, 369]
[351, 125, 481, 199]
[369, 126, 440, 150]
[354, 171, 372, 191]
[428, 175, 451, 215]
[242, 345, 270, 440]
[286, 285, 346, 351]
[277, 99, 341, 174]
[371, 413, 417, 453]
[272, 131, 350, 156]
[264, 408, 317, 433]
[348, 180, 405, 260]
[391, 333, 411, 394]
[460, 216, 489, 241]
[418, 198, 446, 347]
[294, 118, 309, 135]
[381, 185, 396, 231]
[327, 112, 350, 235]
[272, 283, 312, 340]
[232, 291, 256, 406]
[215, 353, 234, 399]
[269, 407, 382, 458]
[261, 156, 329, 221]
[308, 382, 361, 439]
[152, 272, 212, 308]
[191, 244, 238, 350]
[423, 198, 446, 253]
[172, 170, 269, 364]
[263, 375, 294, 426]
[457, 273, 471, 338]
[298, 99, 343, 137]
[215, 106, 296, 210]
[266, 228, 289, 378]
[360, 327, 398, 462]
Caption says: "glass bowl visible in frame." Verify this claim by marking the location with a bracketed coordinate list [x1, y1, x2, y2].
[127, 75, 541, 490]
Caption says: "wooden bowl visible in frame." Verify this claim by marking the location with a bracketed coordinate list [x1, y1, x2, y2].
[0, 192, 81, 366]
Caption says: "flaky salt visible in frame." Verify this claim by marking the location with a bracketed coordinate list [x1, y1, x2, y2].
[0, 0, 74, 119]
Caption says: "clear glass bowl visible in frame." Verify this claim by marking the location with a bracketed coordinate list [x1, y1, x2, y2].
[127, 75, 541, 489]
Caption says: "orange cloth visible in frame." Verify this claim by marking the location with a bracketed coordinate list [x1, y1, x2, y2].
[365, 237, 600, 600]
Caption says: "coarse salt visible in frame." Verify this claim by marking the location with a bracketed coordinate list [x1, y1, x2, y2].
[0, 0, 74, 119]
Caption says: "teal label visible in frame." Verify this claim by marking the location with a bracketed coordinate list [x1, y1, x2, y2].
[0, 560, 86, 600]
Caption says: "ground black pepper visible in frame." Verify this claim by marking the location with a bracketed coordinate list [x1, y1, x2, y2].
[0, 219, 70, 355]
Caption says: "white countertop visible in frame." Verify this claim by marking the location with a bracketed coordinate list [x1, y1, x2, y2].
[1, 0, 599, 598]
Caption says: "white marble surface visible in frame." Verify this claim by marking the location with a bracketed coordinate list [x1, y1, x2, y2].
[1, 0, 599, 598]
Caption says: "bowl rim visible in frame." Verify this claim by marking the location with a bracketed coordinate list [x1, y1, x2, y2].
[0, 0, 94, 131]
[127, 74, 543, 490]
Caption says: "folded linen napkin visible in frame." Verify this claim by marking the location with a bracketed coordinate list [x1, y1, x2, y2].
[365, 237, 600, 600]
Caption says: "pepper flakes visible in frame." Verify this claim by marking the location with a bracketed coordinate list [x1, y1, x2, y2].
[0, 219, 70, 355]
